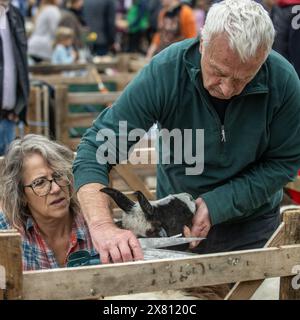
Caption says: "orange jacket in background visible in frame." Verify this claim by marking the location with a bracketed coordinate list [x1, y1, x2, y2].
[152, 4, 197, 51]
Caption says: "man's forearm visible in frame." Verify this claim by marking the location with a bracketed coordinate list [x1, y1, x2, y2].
[76, 182, 144, 263]
[77, 183, 113, 226]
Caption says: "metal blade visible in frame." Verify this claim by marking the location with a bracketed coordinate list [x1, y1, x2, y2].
[143, 248, 198, 260]
[138, 237, 205, 249]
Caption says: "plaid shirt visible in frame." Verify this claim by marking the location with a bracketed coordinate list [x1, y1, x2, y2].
[0, 212, 97, 271]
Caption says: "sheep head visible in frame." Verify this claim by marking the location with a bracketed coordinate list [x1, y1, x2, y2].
[100, 187, 196, 237]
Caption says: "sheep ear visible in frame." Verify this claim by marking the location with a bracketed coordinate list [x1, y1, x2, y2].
[134, 191, 154, 218]
[100, 187, 135, 213]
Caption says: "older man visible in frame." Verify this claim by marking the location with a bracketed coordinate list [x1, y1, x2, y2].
[74, 0, 300, 264]
[0, 0, 29, 156]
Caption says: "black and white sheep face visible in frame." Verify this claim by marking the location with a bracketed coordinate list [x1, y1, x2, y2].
[100, 187, 196, 237]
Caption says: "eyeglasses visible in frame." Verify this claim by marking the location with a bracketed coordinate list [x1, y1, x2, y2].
[23, 173, 70, 197]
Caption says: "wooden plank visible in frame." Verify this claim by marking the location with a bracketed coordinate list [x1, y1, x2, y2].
[280, 209, 300, 299]
[29, 58, 120, 75]
[225, 222, 285, 300]
[0, 156, 4, 170]
[115, 53, 131, 72]
[54, 86, 69, 143]
[129, 59, 148, 72]
[22, 244, 300, 300]
[29, 63, 88, 74]
[31, 72, 136, 90]
[35, 88, 42, 135]
[101, 73, 136, 90]
[0, 231, 23, 300]
[68, 92, 122, 105]
[25, 87, 40, 135]
[42, 85, 50, 137]
[94, 57, 120, 72]
[67, 114, 96, 128]
[113, 163, 155, 200]
[31, 74, 93, 85]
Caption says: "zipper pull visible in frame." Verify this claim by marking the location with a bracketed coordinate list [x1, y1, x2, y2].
[221, 125, 226, 142]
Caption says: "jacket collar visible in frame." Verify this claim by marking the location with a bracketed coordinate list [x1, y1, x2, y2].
[183, 38, 269, 97]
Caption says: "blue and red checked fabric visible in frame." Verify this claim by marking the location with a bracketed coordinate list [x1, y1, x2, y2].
[0, 212, 97, 270]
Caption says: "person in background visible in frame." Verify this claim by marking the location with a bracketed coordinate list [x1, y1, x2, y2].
[59, 0, 86, 51]
[272, 0, 300, 78]
[11, 0, 27, 16]
[0, 134, 97, 270]
[147, 0, 162, 45]
[83, 0, 116, 56]
[27, 0, 40, 17]
[52, 26, 77, 64]
[126, 0, 149, 53]
[146, 0, 197, 58]
[62, 0, 85, 25]
[0, 0, 29, 156]
[193, 0, 210, 33]
[28, 0, 62, 63]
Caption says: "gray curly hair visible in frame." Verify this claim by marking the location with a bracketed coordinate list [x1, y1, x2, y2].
[0, 134, 81, 230]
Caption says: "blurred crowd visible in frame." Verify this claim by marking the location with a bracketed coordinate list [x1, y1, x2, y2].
[5, 0, 299, 77]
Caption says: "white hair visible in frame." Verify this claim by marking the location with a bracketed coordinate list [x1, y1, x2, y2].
[201, 0, 275, 62]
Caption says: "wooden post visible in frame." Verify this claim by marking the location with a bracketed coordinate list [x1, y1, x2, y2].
[22, 244, 300, 300]
[42, 85, 50, 138]
[54, 85, 69, 144]
[117, 53, 131, 72]
[279, 209, 300, 300]
[225, 221, 285, 300]
[0, 231, 23, 300]
[25, 87, 39, 135]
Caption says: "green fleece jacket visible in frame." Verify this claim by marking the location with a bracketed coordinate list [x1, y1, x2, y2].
[73, 38, 300, 226]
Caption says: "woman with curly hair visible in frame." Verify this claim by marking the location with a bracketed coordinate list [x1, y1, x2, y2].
[0, 134, 97, 270]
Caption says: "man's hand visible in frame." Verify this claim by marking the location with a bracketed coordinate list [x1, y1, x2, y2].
[88, 220, 144, 264]
[183, 197, 211, 248]
[77, 183, 144, 264]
